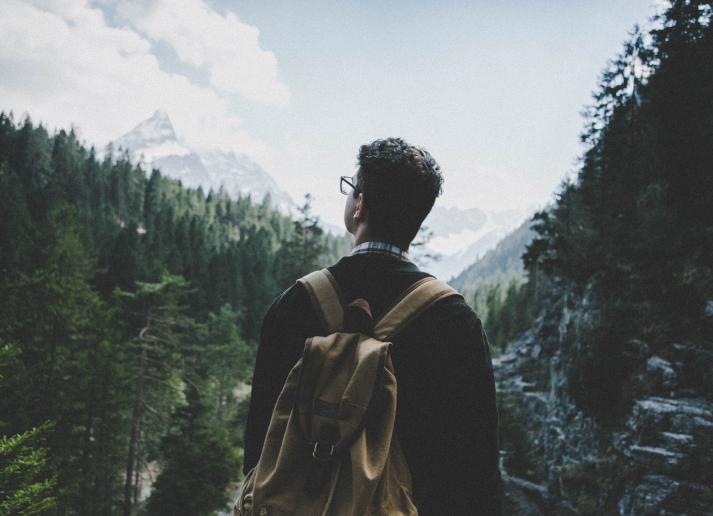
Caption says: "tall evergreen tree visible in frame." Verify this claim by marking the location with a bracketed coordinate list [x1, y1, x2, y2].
[145, 385, 237, 516]
[114, 273, 200, 516]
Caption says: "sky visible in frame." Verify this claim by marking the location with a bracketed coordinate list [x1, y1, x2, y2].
[0, 0, 663, 227]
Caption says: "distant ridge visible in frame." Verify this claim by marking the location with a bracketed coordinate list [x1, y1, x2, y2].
[449, 215, 535, 294]
[418, 206, 531, 281]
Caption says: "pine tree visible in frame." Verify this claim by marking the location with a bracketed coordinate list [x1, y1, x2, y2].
[0, 205, 126, 512]
[114, 273, 201, 516]
[275, 193, 326, 287]
[145, 385, 237, 516]
[0, 423, 56, 515]
[196, 304, 254, 426]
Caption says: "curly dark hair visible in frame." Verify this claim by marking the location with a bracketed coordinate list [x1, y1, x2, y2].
[355, 137, 443, 246]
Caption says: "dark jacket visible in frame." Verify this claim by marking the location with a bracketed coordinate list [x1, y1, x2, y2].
[243, 253, 502, 515]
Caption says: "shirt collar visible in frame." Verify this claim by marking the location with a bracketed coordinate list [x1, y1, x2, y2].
[349, 241, 411, 262]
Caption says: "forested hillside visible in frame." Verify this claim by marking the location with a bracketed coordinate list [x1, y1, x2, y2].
[451, 217, 536, 352]
[492, 2, 713, 513]
[0, 117, 351, 515]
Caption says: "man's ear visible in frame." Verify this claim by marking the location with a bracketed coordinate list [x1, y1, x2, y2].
[354, 193, 367, 221]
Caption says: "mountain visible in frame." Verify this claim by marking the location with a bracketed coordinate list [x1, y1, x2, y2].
[111, 111, 295, 213]
[416, 205, 532, 281]
[449, 215, 536, 294]
[201, 149, 293, 214]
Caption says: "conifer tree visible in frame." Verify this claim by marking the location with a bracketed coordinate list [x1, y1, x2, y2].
[0, 423, 56, 515]
[145, 384, 237, 516]
[115, 273, 201, 516]
[275, 193, 326, 287]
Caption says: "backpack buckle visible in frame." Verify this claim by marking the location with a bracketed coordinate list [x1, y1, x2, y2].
[312, 441, 335, 461]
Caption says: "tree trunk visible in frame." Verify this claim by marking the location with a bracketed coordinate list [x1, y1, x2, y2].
[79, 399, 95, 515]
[123, 344, 147, 516]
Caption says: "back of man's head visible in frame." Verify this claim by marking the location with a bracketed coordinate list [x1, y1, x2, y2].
[356, 137, 443, 247]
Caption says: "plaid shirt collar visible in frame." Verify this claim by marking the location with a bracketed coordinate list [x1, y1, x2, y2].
[349, 241, 411, 262]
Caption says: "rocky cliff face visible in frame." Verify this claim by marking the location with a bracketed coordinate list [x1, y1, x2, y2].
[494, 286, 713, 515]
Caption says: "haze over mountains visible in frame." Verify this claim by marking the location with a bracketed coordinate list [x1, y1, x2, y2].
[112, 110, 533, 280]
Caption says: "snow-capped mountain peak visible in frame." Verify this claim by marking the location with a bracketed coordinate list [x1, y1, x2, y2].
[110, 111, 295, 214]
[113, 110, 191, 165]
[118, 110, 176, 148]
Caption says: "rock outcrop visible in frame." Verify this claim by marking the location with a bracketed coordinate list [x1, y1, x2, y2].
[494, 287, 713, 515]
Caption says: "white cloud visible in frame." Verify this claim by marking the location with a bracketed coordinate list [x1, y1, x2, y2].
[0, 0, 279, 159]
[112, 0, 290, 106]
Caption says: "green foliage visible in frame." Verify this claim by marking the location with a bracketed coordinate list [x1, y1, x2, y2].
[455, 218, 541, 353]
[558, 458, 625, 515]
[115, 273, 202, 515]
[0, 110, 344, 514]
[0, 423, 56, 515]
[145, 385, 238, 516]
[521, 2, 713, 419]
[496, 393, 542, 482]
[196, 305, 254, 427]
[275, 194, 327, 286]
[0, 205, 126, 513]
[317, 229, 353, 271]
[567, 302, 643, 423]
[470, 278, 539, 353]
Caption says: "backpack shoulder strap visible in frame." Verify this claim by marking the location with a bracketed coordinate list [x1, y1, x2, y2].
[373, 277, 462, 341]
[298, 268, 344, 334]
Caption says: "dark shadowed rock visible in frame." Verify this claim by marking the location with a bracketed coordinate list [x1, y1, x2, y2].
[494, 285, 713, 515]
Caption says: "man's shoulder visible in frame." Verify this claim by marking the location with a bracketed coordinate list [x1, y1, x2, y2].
[416, 286, 480, 328]
[263, 279, 315, 326]
[267, 264, 345, 320]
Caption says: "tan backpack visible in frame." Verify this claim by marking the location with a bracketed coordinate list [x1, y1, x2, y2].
[233, 269, 459, 516]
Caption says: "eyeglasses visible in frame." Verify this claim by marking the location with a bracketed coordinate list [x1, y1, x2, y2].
[339, 176, 360, 195]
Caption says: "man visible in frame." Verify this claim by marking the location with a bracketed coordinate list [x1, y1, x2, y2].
[243, 137, 502, 515]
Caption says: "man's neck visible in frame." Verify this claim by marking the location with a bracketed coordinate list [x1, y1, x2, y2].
[350, 241, 412, 262]
[353, 227, 408, 252]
